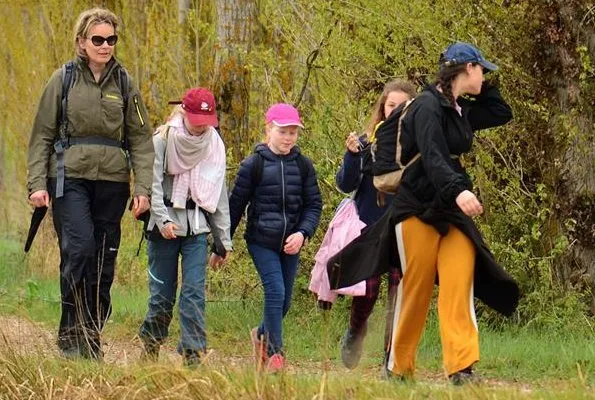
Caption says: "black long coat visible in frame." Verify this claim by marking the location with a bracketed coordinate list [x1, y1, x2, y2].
[328, 82, 520, 316]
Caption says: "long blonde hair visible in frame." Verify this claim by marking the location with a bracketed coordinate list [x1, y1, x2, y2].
[365, 80, 417, 135]
[73, 8, 119, 59]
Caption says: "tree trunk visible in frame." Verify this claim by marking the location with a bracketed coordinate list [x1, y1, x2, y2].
[178, 0, 191, 82]
[532, 1, 595, 313]
[213, 0, 256, 160]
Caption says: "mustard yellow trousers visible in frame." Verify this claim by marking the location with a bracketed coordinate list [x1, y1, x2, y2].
[386, 216, 478, 376]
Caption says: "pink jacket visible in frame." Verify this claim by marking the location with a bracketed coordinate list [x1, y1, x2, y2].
[309, 199, 366, 303]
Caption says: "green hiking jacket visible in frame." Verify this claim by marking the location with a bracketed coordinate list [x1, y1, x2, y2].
[27, 57, 154, 197]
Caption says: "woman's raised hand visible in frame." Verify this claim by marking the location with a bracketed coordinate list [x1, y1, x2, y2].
[456, 190, 484, 217]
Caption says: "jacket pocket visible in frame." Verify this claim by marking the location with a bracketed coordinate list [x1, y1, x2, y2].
[101, 92, 124, 135]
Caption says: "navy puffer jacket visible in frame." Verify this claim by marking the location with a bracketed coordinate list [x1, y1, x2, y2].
[229, 143, 322, 252]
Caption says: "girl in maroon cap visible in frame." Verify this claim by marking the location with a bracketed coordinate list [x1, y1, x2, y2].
[138, 87, 232, 367]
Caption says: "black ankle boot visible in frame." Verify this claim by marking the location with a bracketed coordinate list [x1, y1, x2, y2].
[449, 367, 480, 386]
[340, 326, 367, 369]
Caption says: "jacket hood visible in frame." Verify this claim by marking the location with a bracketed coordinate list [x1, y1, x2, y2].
[254, 142, 302, 161]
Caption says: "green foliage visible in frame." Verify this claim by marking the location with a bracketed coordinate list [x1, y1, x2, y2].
[0, 0, 593, 331]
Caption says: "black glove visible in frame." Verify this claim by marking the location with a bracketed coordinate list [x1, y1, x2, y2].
[317, 300, 333, 311]
[211, 236, 227, 258]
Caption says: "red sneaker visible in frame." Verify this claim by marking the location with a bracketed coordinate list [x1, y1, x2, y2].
[250, 327, 268, 368]
[266, 353, 285, 373]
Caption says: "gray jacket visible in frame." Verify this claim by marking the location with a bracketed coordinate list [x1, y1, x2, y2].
[148, 132, 232, 250]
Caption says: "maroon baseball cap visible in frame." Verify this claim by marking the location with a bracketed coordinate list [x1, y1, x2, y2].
[181, 87, 218, 127]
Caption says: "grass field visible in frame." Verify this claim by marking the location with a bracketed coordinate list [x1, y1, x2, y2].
[1, 236, 593, 399]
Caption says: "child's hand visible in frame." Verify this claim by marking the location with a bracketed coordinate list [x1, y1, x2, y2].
[160, 222, 179, 239]
[345, 132, 361, 153]
[209, 252, 229, 270]
[283, 232, 304, 255]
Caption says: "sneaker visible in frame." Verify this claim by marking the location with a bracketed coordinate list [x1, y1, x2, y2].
[266, 353, 285, 373]
[449, 367, 480, 386]
[250, 327, 268, 367]
[340, 327, 366, 369]
[183, 350, 202, 369]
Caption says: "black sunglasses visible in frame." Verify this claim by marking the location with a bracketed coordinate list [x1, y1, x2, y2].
[88, 35, 118, 47]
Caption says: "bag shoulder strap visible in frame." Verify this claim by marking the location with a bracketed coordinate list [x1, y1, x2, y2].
[395, 98, 418, 169]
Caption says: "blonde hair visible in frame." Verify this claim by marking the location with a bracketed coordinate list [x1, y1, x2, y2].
[365, 80, 417, 135]
[168, 104, 184, 121]
[73, 8, 119, 59]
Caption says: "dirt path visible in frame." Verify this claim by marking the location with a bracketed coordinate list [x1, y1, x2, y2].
[0, 315, 338, 374]
[0, 315, 249, 368]
[0, 315, 538, 392]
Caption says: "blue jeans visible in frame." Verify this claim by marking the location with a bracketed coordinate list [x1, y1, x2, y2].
[247, 242, 300, 355]
[139, 233, 208, 354]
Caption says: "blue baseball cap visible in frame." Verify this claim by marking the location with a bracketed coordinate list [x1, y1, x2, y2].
[440, 41, 498, 72]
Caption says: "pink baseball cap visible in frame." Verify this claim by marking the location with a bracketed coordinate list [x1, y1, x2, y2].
[181, 87, 219, 127]
[265, 103, 304, 128]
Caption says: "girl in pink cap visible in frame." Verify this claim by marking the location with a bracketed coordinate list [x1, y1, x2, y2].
[229, 103, 322, 372]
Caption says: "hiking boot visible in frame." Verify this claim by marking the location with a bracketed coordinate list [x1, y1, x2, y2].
[449, 367, 480, 386]
[266, 353, 285, 373]
[59, 346, 82, 360]
[140, 338, 160, 362]
[251, 327, 268, 368]
[340, 327, 366, 369]
[183, 350, 202, 369]
[81, 346, 104, 362]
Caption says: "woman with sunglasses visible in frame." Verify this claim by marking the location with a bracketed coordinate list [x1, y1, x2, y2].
[27, 7, 154, 360]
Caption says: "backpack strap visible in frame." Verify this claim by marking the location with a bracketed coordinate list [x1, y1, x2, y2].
[53, 61, 77, 198]
[295, 153, 310, 184]
[58, 61, 76, 141]
[116, 66, 132, 169]
[155, 125, 171, 172]
[251, 152, 265, 186]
